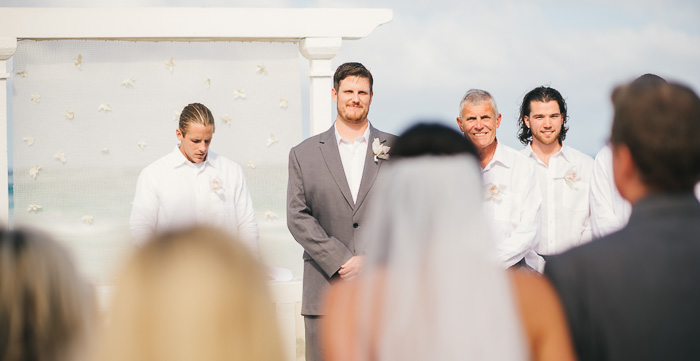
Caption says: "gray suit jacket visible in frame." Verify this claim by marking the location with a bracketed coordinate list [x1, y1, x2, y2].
[287, 124, 396, 315]
[545, 193, 700, 361]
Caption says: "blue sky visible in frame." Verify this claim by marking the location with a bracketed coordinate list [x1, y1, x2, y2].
[4, 0, 700, 156]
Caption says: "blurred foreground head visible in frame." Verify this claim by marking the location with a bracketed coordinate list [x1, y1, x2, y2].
[611, 80, 700, 193]
[0, 228, 95, 361]
[100, 226, 283, 361]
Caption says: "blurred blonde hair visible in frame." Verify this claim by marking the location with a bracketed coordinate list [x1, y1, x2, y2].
[99, 226, 284, 361]
[0, 228, 95, 361]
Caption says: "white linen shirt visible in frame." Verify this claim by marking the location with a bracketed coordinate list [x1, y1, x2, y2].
[521, 144, 594, 255]
[482, 142, 542, 269]
[335, 123, 370, 203]
[589, 145, 631, 238]
[129, 146, 259, 253]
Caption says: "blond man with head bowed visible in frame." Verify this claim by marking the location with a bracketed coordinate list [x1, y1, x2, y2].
[129, 103, 258, 253]
[98, 226, 284, 361]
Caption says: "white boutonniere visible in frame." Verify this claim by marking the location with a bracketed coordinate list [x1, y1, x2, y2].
[564, 167, 580, 190]
[484, 183, 506, 203]
[211, 176, 225, 195]
[372, 138, 390, 163]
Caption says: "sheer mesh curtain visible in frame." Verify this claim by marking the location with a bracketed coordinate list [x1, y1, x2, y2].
[11, 40, 303, 284]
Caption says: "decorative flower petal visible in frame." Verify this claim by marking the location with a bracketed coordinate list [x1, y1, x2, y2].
[81, 215, 94, 225]
[264, 210, 278, 220]
[246, 161, 256, 169]
[165, 57, 175, 72]
[221, 115, 232, 124]
[23, 137, 35, 146]
[101, 147, 110, 154]
[137, 141, 147, 149]
[121, 77, 135, 87]
[65, 110, 74, 120]
[256, 65, 268, 75]
[16, 70, 27, 78]
[31, 93, 41, 103]
[54, 151, 67, 164]
[205, 78, 211, 88]
[29, 165, 41, 179]
[73, 54, 82, 69]
[173, 111, 180, 121]
[234, 89, 247, 100]
[279, 98, 288, 109]
[266, 134, 279, 147]
[98, 104, 111, 112]
[27, 204, 42, 213]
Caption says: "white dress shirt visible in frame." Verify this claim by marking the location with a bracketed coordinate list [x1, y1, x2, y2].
[481, 142, 542, 270]
[335, 123, 370, 203]
[129, 146, 259, 253]
[589, 144, 631, 238]
[521, 144, 594, 255]
[590, 144, 700, 239]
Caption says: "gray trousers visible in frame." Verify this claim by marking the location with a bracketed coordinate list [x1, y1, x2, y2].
[304, 315, 325, 361]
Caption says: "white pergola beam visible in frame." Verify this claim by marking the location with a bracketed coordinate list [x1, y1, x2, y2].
[0, 8, 392, 41]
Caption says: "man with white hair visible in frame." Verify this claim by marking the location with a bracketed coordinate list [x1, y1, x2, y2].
[456, 89, 542, 270]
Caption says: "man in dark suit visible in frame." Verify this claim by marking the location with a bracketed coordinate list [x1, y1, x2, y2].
[287, 62, 396, 361]
[545, 80, 700, 361]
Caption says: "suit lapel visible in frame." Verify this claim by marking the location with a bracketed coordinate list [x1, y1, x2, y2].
[319, 127, 355, 209]
[354, 126, 384, 213]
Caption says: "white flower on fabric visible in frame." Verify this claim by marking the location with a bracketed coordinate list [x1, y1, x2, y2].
[165, 57, 175, 72]
[173, 111, 180, 121]
[279, 99, 288, 109]
[205, 78, 211, 88]
[121, 77, 135, 87]
[73, 54, 82, 69]
[264, 210, 278, 220]
[81, 215, 94, 225]
[266, 134, 279, 147]
[234, 89, 247, 100]
[101, 147, 110, 154]
[211, 176, 225, 196]
[484, 183, 506, 203]
[31, 93, 40, 103]
[564, 167, 580, 190]
[16, 70, 27, 78]
[54, 151, 67, 165]
[27, 204, 42, 213]
[65, 110, 74, 120]
[98, 104, 111, 112]
[23, 137, 35, 146]
[246, 161, 256, 169]
[137, 141, 147, 149]
[256, 65, 267, 75]
[221, 115, 232, 124]
[372, 138, 391, 163]
[29, 165, 42, 179]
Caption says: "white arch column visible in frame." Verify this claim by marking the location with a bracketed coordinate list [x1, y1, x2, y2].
[300, 37, 342, 136]
[0, 37, 17, 223]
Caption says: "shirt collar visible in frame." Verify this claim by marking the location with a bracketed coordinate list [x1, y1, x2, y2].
[335, 122, 371, 146]
[485, 141, 514, 170]
[168, 145, 218, 169]
[523, 143, 571, 164]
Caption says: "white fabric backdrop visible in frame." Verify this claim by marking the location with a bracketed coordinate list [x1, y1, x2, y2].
[11, 39, 303, 283]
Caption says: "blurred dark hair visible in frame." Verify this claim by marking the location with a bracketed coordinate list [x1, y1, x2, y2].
[333, 62, 373, 93]
[610, 80, 700, 192]
[517, 86, 569, 145]
[392, 122, 478, 159]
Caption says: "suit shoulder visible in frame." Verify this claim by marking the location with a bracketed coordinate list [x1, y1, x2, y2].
[291, 132, 326, 152]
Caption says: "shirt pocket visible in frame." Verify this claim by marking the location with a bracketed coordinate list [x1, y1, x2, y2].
[562, 181, 590, 212]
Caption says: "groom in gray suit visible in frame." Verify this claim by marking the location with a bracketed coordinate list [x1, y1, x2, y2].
[545, 80, 700, 360]
[287, 62, 396, 361]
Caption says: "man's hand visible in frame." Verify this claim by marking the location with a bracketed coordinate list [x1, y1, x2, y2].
[338, 255, 365, 280]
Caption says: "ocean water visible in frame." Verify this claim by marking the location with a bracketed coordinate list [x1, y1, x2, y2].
[11, 164, 304, 285]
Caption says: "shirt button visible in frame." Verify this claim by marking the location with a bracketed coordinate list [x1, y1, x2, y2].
[353, 223, 359, 228]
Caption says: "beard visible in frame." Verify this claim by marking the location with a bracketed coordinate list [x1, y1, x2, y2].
[338, 104, 370, 124]
[532, 129, 561, 145]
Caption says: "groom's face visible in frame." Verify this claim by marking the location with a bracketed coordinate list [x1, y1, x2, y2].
[332, 76, 373, 125]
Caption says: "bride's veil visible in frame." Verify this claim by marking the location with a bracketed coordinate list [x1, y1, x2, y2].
[355, 154, 528, 361]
